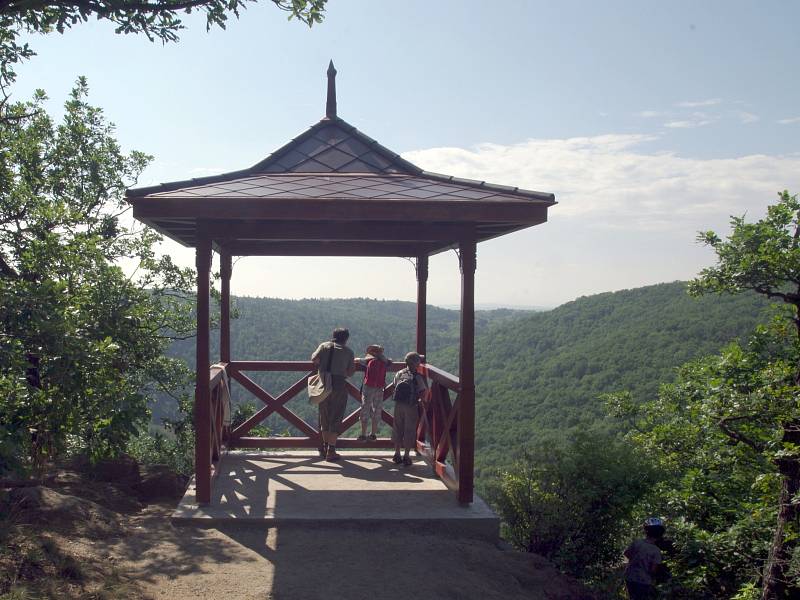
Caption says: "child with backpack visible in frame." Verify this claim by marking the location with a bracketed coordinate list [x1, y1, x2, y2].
[391, 352, 428, 466]
[357, 344, 391, 442]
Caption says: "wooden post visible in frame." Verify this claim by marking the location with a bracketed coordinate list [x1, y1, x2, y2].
[195, 229, 212, 505]
[457, 238, 476, 504]
[416, 255, 428, 357]
[220, 252, 232, 363]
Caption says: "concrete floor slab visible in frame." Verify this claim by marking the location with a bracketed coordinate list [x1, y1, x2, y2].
[173, 451, 499, 540]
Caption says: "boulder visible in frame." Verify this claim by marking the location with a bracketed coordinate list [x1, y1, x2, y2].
[136, 465, 188, 502]
[92, 454, 141, 485]
[6, 486, 122, 536]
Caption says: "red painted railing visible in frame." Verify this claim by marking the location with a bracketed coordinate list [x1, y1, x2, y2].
[199, 360, 464, 496]
[416, 364, 461, 492]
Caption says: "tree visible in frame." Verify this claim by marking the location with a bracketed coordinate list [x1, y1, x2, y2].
[0, 79, 196, 472]
[689, 191, 800, 600]
[0, 0, 326, 36]
[0, 0, 326, 106]
[607, 319, 796, 598]
[486, 431, 657, 584]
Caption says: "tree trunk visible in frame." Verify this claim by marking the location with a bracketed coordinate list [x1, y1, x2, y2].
[761, 421, 800, 600]
[761, 297, 800, 598]
[763, 296, 800, 600]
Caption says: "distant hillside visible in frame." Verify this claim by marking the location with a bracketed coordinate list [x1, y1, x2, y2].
[465, 281, 770, 477]
[158, 298, 527, 425]
[158, 283, 770, 483]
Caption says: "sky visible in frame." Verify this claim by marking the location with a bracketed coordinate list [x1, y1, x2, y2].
[12, 0, 800, 308]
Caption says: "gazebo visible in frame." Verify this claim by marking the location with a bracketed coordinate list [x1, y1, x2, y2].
[128, 63, 555, 506]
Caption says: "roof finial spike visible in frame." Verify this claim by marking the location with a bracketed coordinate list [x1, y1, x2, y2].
[326, 60, 337, 119]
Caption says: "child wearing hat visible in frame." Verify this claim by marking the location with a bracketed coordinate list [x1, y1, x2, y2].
[357, 344, 391, 441]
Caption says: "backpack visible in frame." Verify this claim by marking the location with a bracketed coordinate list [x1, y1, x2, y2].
[393, 372, 417, 405]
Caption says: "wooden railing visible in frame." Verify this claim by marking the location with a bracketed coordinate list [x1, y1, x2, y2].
[224, 360, 402, 448]
[416, 364, 461, 492]
[199, 360, 466, 497]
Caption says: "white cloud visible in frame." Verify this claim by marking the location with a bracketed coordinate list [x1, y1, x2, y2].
[637, 110, 662, 118]
[676, 98, 723, 108]
[778, 116, 800, 125]
[144, 134, 800, 308]
[664, 119, 713, 129]
[664, 111, 717, 129]
[403, 135, 800, 233]
[733, 111, 759, 124]
[663, 109, 757, 127]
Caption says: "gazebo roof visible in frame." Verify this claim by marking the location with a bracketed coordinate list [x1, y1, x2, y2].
[128, 63, 556, 257]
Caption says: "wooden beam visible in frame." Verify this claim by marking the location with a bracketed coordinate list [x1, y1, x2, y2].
[194, 227, 212, 505]
[416, 255, 428, 356]
[229, 370, 319, 437]
[424, 364, 460, 391]
[457, 237, 476, 505]
[229, 372, 313, 438]
[210, 220, 471, 242]
[132, 198, 550, 223]
[220, 241, 441, 257]
[228, 360, 316, 372]
[135, 216, 194, 248]
[220, 252, 232, 363]
[231, 437, 394, 449]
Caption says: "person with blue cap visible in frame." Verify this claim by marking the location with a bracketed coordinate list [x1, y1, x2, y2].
[623, 517, 665, 599]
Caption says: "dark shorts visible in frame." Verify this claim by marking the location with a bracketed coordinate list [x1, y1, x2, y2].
[625, 581, 655, 600]
[319, 375, 347, 434]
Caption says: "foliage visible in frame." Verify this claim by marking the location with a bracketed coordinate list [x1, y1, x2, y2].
[487, 431, 658, 583]
[0, 0, 326, 105]
[159, 296, 527, 430]
[607, 316, 797, 598]
[231, 400, 270, 437]
[126, 428, 193, 476]
[599, 191, 800, 599]
[688, 191, 800, 600]
[154, 278, 768, 591]
[157, 283, 767, 462]
[0, 81, 195, 473]
[458, 281, 769, 480]
[690, 192, 800, 308]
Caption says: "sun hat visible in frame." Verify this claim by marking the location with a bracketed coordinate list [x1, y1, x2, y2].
[366, 344, 384, 356]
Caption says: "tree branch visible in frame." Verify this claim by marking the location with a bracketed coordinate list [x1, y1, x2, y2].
[0, 251, 19, 278]
[753, 285, 800, 305]
[0, 0, 213, 17]
[717, 416, 765, 452]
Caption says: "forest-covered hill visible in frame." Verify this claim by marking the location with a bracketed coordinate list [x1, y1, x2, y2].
[465, 281, 770, 477]
[158, 298, 525, 424]
[160, 283, 769, 479]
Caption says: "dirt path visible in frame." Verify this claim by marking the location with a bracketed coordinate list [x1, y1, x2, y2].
[110, 504, 593, 600]
[3, 478, 593, 599]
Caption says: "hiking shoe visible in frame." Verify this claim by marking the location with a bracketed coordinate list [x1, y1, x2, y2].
[392, 453, 402, 464]
[318, 443, 328, 458]
[368, 434, 377, 441]
[403, 456, 413, 467]
[325, 448, 341, 462]
[357, 434, 367, 442]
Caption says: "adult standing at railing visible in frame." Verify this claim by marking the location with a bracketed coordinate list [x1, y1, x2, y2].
[311, 327, 356, 461]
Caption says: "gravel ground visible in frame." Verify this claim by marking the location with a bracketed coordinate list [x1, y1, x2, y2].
[110, 504, 594, 600]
